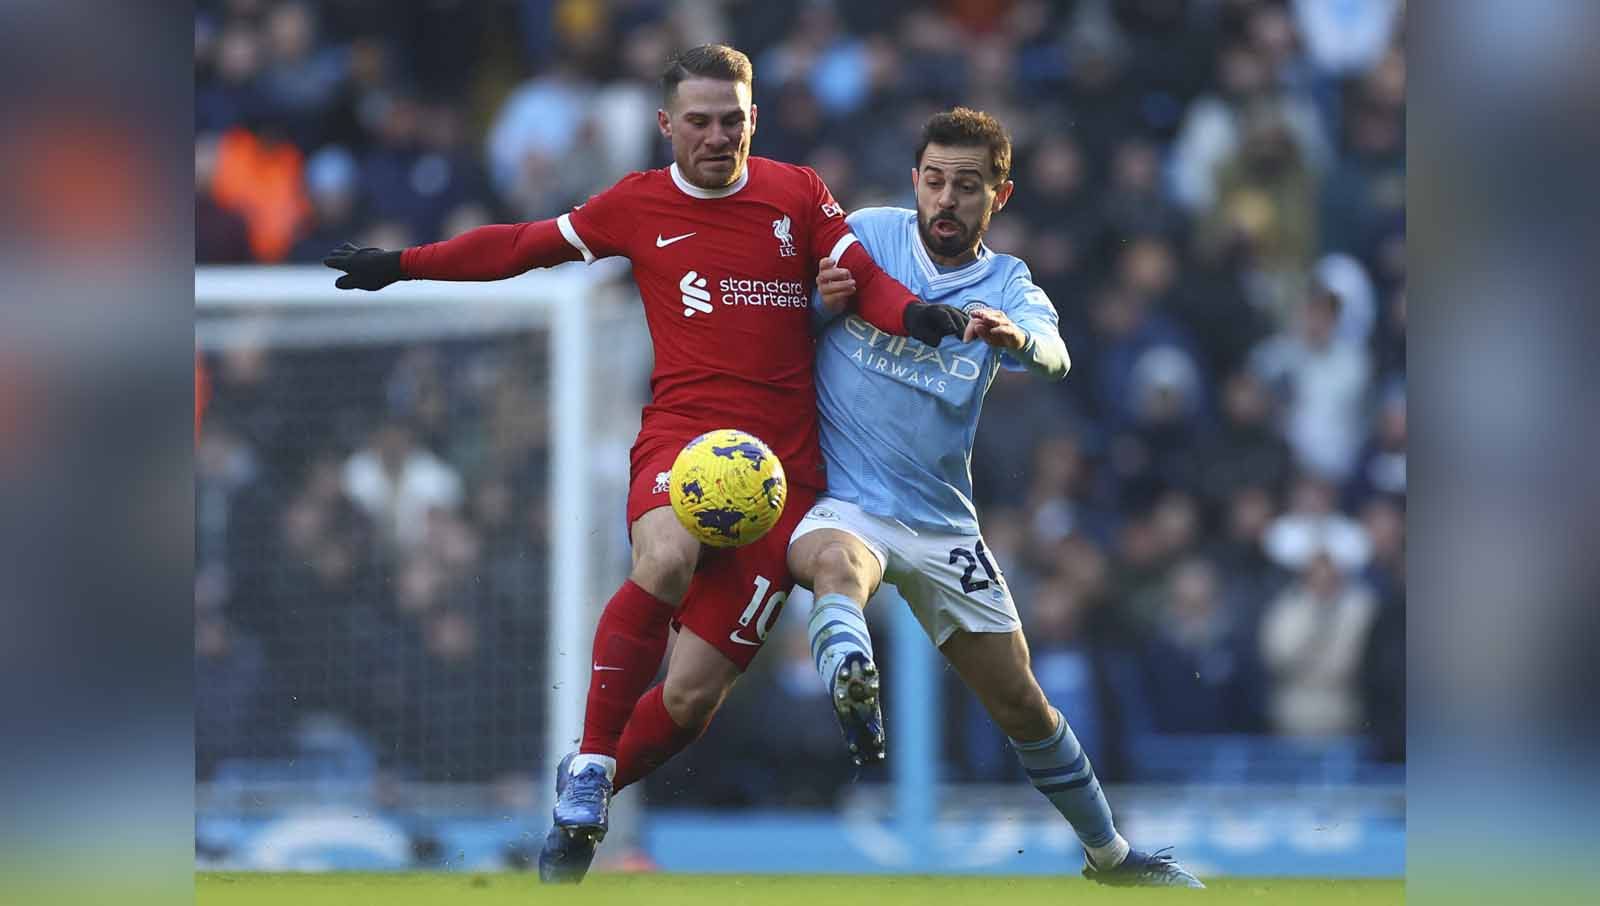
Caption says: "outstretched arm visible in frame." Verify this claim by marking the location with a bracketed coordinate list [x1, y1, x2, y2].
[402, 219, 584, 280]
[323, 220, 584, 289]
[328, 174, 641, 290]
[966, 308, 1071, 381]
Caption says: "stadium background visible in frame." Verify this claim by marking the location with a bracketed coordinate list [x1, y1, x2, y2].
[193, 0, 1405, 878]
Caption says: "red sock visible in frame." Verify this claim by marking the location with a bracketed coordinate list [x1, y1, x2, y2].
[614, 685, 707, 792]
[579, 580, 676, 757]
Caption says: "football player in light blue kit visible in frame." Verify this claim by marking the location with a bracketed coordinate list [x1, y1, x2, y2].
[787, 108, 1202, 888]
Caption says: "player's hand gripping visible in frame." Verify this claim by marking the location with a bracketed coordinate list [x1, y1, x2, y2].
[323, 241, 406, 291]
[816, 256, 856, 315]
[902, 300, 971, 347]
[963, 307, 1028, 350]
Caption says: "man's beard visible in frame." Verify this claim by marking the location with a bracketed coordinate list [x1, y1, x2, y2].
[919, 212, 983, 258]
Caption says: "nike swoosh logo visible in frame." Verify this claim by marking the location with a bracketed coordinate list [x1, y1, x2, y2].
[727, 630, 761, 647]
[656, 232, 696, 247]
[593, 664, 626, 671]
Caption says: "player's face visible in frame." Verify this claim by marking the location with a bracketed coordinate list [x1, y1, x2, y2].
[912, 143, 1014, 264]
[658, 78, 757, 189]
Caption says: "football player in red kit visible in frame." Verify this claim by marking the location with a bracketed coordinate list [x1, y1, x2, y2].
[324, 44, 969, 883]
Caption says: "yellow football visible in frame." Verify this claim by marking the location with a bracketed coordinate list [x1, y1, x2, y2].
[668, 429, 787, 548]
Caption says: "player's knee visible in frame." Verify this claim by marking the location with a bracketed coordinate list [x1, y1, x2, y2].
[813, 543, 871, 594]
[631, 543, 697, 603]
[662, 678, 727, 730]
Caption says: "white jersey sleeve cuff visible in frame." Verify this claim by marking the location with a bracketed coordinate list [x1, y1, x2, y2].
[556, 213, 596, 264]
[827, 233, 858, 263]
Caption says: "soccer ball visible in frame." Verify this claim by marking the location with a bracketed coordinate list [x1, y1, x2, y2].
[668, 429, 787, 548]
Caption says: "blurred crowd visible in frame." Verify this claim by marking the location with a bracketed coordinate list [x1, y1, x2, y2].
[196, 0, 1405, 802]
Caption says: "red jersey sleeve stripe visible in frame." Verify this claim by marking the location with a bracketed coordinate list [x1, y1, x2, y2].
[556, 212, 596, 264]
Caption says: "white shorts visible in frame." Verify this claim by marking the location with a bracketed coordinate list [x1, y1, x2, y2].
[789, 496, 1020, 646]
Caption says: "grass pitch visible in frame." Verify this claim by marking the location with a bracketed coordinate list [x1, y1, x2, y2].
[196, 873, 1403, 905]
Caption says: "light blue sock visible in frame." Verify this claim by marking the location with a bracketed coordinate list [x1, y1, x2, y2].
[808, 591, 874, 691]
[1011, 708, 1129, 866]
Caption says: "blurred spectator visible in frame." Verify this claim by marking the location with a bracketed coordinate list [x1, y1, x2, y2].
[1140, 557, 1265, 733]
[1251, 282, 1372, 480]
[257, 1, 349, 148]
[211, 123, 314, 262]
[1055, 10, 1146, 169]
[361, 99, 492, 243]
[1188, 369, 1294, 511]
[394, 607, 518, 781]
[1344, 379, 1406, 509]
[486, 61, 598, 217]
[1259, 550, 1378, 736]
[761, 3, 872, 117]
[196, 17, 268, 132]
[1206, 482, 1291, 617]
[1292, 0, 1402, 76]
[1087, 243, 1204, 432]
[195, 609, 270, 777]
[1264, 472, 1371, 574]
[288, 144, 362, 262]
[1169, 41, 1330, 214]
[343, 417, 464, 552]
[1375, 282, 1406, 381]
[1359, 495, 1405, 607]
[1101, 136, 1185, 243]
[196, 133, 253, 263]
[1021, 433, 1116, 553]
[1314, 252, 1378, 346]
[1197, 99, 1320, 308]
[1320, 46, 1405, 258]
[971, 369, 1084, 509]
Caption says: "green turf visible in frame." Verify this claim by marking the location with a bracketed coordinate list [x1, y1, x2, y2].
[196, 873, 1403, 905]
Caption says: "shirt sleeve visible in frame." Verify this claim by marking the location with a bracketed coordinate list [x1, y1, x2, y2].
[798, 169, 923, 336]
[1000, 263, 1070, 380]
[556, 172, 644, 262]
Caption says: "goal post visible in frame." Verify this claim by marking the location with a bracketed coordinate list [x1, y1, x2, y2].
[195, 262, 641, 823]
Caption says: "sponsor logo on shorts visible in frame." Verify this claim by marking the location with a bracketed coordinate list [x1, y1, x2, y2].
[727, 629, 762, 646]
[810, 507, 837, 520]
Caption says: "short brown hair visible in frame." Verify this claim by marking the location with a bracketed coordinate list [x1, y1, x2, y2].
[661, 44, 753, 103]
[916, 107, 1012, 185]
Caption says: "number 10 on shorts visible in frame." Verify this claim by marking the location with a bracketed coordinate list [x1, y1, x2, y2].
[730, 575, 787, 646]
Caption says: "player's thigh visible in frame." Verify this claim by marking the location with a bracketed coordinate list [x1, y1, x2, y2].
[787, 499, 889, 592]
[675, 487, 817, 670]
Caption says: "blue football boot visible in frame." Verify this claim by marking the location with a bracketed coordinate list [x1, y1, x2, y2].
[1082, 846, 1205, 888]
[830, 651, 885, 766]
[537, 753, 611, 884]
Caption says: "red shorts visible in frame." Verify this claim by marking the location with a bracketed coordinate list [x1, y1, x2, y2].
[628, 432, 818, 671]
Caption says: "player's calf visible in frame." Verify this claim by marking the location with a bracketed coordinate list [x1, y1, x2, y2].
[803, 588, 886, 765]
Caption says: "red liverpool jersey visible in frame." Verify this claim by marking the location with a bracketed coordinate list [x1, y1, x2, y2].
[556, 157, 862, 491]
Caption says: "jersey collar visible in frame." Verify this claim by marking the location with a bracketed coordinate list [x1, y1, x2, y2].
[906, 211, 995, 293]
[669, 161, 750, 199]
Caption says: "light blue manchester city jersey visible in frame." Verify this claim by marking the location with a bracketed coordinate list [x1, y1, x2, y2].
[815, 207, 1061, 533]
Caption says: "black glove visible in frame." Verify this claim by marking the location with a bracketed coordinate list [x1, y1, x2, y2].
[903, 301, 970, 347]
[323, 241, 406, 291]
